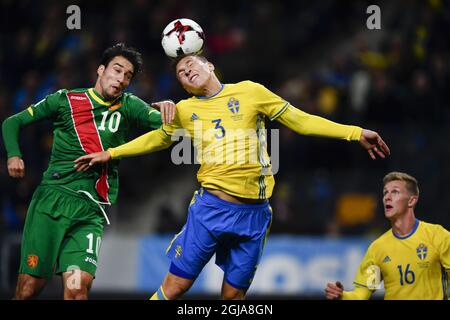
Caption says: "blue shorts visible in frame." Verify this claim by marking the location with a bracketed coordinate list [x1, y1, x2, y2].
[166, 188, 272, 290]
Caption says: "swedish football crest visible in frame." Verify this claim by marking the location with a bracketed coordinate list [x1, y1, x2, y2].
[227, 97, 244, 120]
[227, 97, 240, 113]
[416, 243, 428, 260]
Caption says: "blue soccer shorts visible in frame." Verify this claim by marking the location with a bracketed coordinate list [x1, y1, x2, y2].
[165, 188, 273, 290]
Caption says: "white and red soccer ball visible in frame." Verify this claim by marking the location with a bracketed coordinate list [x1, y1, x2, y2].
[161, 18, 205, 58]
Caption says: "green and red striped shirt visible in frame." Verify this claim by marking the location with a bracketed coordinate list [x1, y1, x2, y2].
[2, 88, 162, 204]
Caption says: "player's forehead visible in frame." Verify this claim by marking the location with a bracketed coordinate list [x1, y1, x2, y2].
[176, 55, 199, 70]
[106, 55, 134, 74]
[383, 180, 407, 191]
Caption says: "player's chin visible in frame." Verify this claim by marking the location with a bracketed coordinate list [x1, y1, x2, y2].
[384, 210, 395, 219]
[107, 88, 122, 100]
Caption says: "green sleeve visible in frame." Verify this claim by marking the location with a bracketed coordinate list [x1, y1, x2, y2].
[2, 90, 63, 159]
[127, 94, 162, 130]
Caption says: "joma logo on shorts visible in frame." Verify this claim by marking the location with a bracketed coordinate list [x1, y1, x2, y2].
[85, 257, 97, 266]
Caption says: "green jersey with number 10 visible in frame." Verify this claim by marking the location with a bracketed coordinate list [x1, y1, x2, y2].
[2, 88, 162, 204]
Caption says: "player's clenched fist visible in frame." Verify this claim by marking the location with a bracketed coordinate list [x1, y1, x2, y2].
[7, 156, 25, 178]
[325, 281, 344, 300]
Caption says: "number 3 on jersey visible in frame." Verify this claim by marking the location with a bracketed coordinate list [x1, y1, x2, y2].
[98, 111, 121, 133]
[212, 119, 225, 139]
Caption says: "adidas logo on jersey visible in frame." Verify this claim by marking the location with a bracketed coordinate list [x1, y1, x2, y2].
[382, 255, 391, 263]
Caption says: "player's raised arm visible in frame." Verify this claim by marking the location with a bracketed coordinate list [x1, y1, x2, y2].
[275, 104, 390, 160]
[74, 127, 173, 171]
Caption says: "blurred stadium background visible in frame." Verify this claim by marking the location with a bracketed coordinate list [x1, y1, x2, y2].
[1, 0, 449, 299]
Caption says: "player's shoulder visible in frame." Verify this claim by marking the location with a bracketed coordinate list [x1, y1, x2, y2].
[369, 229, 393, 250]
[67, 88, 87, 94]
[229, 80, 261, 90]
[121, 92, 142, 102]
[42, 88, 71, 103]
[223, 81, 266, 97]
[176, 97, 196, 108]
[120, 92, 150, 109]
[419, 220, 442, 229]
[50, 88, 71, 96]
[419, 220, 449, 236]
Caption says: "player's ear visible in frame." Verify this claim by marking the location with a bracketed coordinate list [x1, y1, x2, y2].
[207, 62, 215, 71]
[408, 195, 418, 208]
[97, 65, 105, 77]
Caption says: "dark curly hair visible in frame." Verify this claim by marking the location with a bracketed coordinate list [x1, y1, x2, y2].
[100, 43, 143, 77]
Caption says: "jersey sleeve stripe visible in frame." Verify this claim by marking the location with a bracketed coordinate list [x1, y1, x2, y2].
[269, 102, 289, 121]
[161, 127, 171, 137]
[353, 281, 369, 288]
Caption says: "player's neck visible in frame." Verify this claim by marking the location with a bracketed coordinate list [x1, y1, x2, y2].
[200, 78, 223, 98]
[92, 85, 117, 102]
[391, 212, 417, 237]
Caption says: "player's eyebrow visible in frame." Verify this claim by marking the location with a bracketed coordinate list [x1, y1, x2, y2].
[383, 186, 400, 193]
[113, 62, 134, 76]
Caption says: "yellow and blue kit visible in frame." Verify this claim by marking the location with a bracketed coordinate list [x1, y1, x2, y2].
[109, 80, 362, 199]
[108, 80, 362, 288]
[343, 219, 450, 300]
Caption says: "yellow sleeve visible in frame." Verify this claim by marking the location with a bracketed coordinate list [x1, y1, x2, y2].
[436, 225, 450, 270]
[340, 244, 378, 300]
[275, 105, 362, 141]
[353, 243, 382, 290]
[108, 128, 173, 159]
[250, 81, 290, 120]
[341, 286, 373, 300]
[435, 225, 450, 298]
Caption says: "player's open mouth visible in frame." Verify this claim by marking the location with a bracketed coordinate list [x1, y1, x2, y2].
[385, 205, 393, 210]
[190, 74, 198, 82]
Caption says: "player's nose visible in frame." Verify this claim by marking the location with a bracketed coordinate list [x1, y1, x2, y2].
[116, 72, 126, 84]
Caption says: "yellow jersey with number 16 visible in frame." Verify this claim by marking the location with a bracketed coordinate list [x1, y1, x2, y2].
[353, 220, 450, 300]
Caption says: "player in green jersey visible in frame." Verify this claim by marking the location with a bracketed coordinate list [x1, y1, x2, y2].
[2, 43, 176, 299]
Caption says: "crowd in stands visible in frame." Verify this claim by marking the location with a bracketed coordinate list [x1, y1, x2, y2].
[1, 0, 449, 235]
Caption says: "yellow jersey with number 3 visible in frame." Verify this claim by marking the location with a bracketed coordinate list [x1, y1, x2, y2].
[162, 80, 289, 200]
[353, 220, 450, 300]
[108, 80, 361, 200]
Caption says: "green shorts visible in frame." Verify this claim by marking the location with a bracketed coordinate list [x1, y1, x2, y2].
[19, 185, 106, 278]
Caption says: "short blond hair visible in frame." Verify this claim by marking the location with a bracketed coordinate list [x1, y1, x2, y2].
[383, 172, 419, 196]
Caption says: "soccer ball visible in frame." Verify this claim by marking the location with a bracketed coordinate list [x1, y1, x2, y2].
[161, 18, 205, 58]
